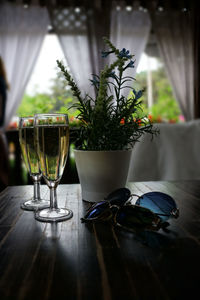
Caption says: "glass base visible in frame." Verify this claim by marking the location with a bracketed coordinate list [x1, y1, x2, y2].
[21, 199, 50, 211]
[35, 208, 73, 223]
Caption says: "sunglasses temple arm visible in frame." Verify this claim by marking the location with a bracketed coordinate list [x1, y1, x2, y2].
[129, 194, 140, 203]
[130, 194, 140, 197]
[156, 212, 170, 217]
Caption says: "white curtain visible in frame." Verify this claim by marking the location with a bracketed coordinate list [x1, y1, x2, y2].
[49, 5, 151, 99]
[49, 6, 111, 99]
[49, 7, 93, 98]
[58, 34, 94, 97]
[151, 11, 194, 121]
[110, 8, 151, 97]
[0, 2, 49, 129]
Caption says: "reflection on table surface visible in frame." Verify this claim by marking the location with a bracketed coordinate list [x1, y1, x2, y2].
[0, 181, 200, 300]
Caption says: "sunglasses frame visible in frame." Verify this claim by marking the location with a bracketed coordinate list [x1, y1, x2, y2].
[81, 200, 162, 230]
[81, 189, 179, 232]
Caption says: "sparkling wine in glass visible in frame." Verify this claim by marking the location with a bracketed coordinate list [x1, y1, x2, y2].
[34, 113, 73, 222]
[19, 117, 50, 211]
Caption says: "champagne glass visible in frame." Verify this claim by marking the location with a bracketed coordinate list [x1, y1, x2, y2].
[19, 117, 50, 210]
[34, 113, 73, 222]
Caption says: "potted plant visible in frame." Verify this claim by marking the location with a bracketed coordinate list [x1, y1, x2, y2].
[57, 38, 158, 202]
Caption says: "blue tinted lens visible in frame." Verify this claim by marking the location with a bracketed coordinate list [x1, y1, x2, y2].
[85, 201, 108, 219]
[105, 188, 131, 206]
[136, 192, 178, 221]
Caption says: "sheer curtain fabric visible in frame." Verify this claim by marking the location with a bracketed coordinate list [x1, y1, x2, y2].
[49, 6, 111, 99]
[151, 11, 194, 121]
[49, 5, 151, 98]
[0, 2, 49, 129]
[111, 8, 151, 97]
[49, 7, 92, 99]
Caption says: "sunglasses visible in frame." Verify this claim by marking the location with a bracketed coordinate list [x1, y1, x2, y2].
[81, 188, 179, 232]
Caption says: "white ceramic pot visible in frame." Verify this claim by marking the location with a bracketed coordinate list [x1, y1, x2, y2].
[74, 149, 133, 202]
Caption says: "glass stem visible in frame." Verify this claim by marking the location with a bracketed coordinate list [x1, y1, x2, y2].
[50, 187, 58, 209]
[33, 180, 41, 201]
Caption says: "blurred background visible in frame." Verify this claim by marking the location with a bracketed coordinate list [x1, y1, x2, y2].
[0, 0, 199, 190]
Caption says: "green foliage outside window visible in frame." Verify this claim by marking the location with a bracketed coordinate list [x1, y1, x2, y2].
[17, 93, 55, 116]
[17, 71, 80, 127]
[135, 66, 183, 123]
[17, 63, 184, 125]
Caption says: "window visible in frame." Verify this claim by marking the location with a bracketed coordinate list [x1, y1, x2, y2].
[16, 34, 78, 127]
[15, 34, 184, 129]
[135, 53, 184, 123]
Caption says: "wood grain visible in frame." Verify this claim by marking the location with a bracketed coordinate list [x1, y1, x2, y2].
[0, 182, 200, 300]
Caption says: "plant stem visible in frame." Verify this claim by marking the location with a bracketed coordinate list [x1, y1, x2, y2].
[116, 62, 124, 110]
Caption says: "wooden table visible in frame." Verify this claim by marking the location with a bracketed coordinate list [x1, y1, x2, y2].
[0, 181, 200, 300]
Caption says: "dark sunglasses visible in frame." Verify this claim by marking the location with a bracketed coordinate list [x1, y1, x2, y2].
[81, 188, 179, 232]
[135, 191, 179, 221]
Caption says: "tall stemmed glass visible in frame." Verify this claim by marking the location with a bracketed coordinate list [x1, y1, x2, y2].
[34, 113, 73, 222]
[19, 117, 50, 211]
